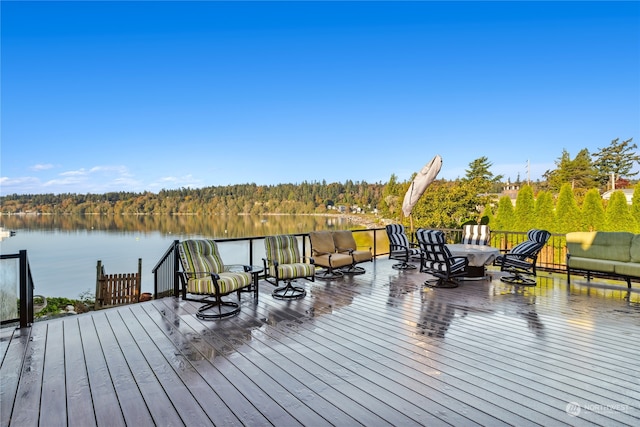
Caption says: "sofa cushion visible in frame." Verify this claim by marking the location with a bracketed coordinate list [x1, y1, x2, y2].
[567, 256, 617, 274]
[615, 262, 640, 278]
[631, 234, 640, 263]
[566, 232, 633, 263]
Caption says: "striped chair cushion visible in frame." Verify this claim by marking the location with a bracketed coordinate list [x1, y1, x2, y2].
[186, 271, 252, 295]
[461, 225, 490, 245]
[416, 229, 467, 274]
[497, 229, 551, 268]
[386, 224, 421, 256]
[179, 240, 224, 274]
[179, 239, 252, 295]
[265, 234, 314, 278]
[386, 224, 410, 248]
[276, 263, 316, 280]
[265, 235, 301, 265]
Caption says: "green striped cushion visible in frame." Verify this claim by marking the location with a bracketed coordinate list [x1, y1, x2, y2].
[179, 239, 252, 295]
[265, 235, 301, 265]
[186, 271, 252, 294]
[179, 240, 224, 274]
[276, 263, 316, 280]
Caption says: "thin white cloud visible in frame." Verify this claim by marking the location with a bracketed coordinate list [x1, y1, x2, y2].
[60, 168, 88, 177]
[30, 163, 54, 171]
[150, 174, 202, 189]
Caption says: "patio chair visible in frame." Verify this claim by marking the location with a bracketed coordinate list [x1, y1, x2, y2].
[309, 231, 353, 279]
[385, 224, 421, 270]
[178, 239, 254, 320]
[263, 234, 315, 299]
[333, 230, 373, 274]
[461, 224, 491, 245]
[494, 229, 551, 286]
[416, 228, 468, 288]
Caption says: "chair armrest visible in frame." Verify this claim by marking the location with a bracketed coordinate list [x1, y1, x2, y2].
[181, 270, 221, 280]
[312, 249, 333, 256]
[335, 246, 355, 254]
[224, 264, 252, 273]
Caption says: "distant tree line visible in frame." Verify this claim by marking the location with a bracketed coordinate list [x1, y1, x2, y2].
[0, 180, 384, 216]
[2, 138, 638, 233]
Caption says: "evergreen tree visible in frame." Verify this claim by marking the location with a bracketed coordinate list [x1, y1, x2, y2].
[534, 190, 555, 232]
[554, 183, 581, 233]
[592, 138, 640, 187]
[633, 182, 640, 232]
[464, 156, 503, 194]
[604, 190, 635, 231]
[513, 185, 536, 231]
[381, 174, 402, 218]
[494, 196, 515, 231]
[543, 148, 597, 192]
[581, 188, 605, 231]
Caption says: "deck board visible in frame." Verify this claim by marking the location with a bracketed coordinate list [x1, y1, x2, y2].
[1, 258, 640, 426]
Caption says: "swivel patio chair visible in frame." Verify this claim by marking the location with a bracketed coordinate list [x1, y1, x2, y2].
[333, 230, 373, 275]
[461, 224, 491, 246]
[309, 231, 353, 279]
[263, 234, 315, 299]
[416, 228, 468, 288]
[178, 239, 255, 320]
[494, 229, 551, 286]
[385, 224, 420, 270]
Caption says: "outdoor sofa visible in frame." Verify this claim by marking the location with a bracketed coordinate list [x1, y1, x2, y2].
[566, 231, 640, 289]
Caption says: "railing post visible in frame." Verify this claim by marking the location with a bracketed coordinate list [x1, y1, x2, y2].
[19, 250, 33, 328]
[173, 240, 180, 298]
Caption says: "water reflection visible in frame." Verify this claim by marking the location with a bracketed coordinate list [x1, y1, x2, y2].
[0, 213, 362, 239]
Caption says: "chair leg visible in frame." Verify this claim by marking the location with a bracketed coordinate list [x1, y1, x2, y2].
[341, 265, 366, 275]
[392, 261, 416, 270]
[424, 276, 459, 289]
[272, 280, 306, 300]
[196, 296, 241, 320]
[500, 270, 536, 286]
[315, 267, 344, 280]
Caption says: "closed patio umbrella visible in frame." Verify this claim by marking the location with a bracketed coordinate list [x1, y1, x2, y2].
[402, 154, 443, 232]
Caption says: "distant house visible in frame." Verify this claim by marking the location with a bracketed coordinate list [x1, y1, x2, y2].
[602, 189, 634, 205]
[501, 180, 520, 206]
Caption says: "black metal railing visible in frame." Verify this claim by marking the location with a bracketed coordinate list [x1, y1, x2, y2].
[0, 250, 34, 328]
[152, 227, 571, 299]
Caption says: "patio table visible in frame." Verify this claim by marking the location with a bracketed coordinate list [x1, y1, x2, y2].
[446, 243, 500, 278]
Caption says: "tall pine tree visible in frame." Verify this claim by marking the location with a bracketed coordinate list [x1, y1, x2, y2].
[604, 190, 635, 231]
[581, 188, 605, 231]
[534, 191, 555, 232]
[513, 185, 536, 231]
[554, 183, 582, 233]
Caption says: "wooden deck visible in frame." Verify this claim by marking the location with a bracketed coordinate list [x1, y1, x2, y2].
[2, 258, 640, 426]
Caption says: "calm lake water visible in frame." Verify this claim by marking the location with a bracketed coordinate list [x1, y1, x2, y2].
[0, 214, 364, 299]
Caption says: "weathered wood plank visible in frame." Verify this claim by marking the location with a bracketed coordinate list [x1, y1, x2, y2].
[179, 299, 369, 427]
[91, 311, 155, 426]
[77, 314, 126, 427]
[0, 328, 30, 426]
[101, 309, 184, 426]
[39, 321, 67, 426]
[116, 307, 215, 426]
[5, 325, 43, 426]
[142, 299, 272, 426]
[132, 303, 244, 426]
[63, 317, 97, 427]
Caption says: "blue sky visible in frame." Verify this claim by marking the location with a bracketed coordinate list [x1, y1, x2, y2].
[1, 1, 638, 196]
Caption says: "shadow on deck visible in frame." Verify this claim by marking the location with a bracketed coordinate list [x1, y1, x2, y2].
[2, 258, 640, 426]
